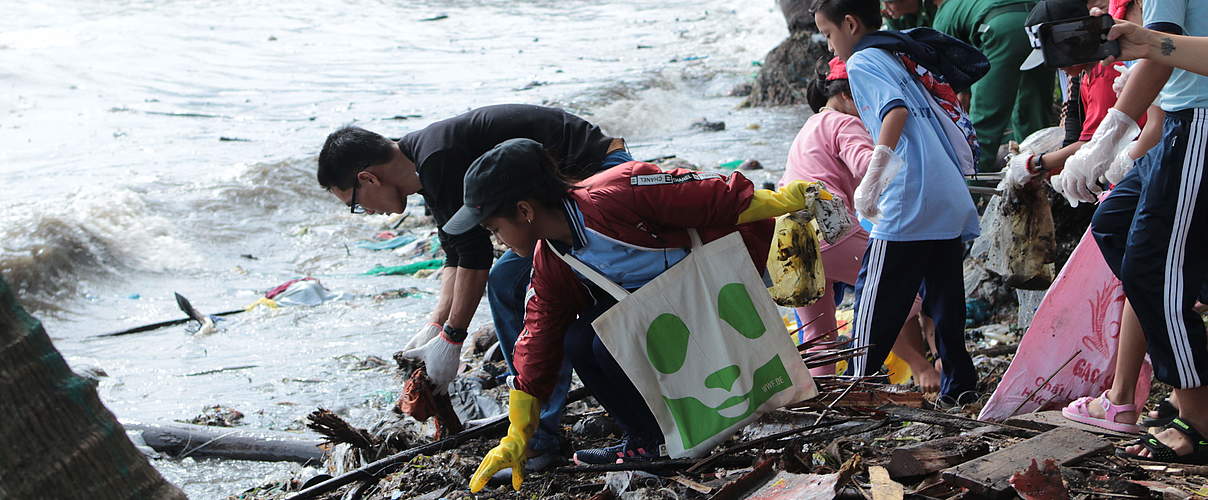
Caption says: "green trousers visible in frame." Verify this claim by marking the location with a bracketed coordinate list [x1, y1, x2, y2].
[970, 10, 1055, 171]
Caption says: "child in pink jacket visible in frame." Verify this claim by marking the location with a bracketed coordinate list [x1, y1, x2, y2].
[779, 58, 938, 391]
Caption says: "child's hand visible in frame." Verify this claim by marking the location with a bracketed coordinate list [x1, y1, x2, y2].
[855, 145, 903, 223]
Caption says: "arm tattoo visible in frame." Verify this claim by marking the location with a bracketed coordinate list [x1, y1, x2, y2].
[1161, 37, 1176, 56]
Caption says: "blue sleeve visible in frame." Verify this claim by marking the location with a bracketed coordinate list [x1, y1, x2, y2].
[1143, 0, 1185, 34]
[847, 49, 908, 122]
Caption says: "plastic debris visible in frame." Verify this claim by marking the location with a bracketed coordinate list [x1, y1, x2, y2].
[356, 234, 418, 251]
[364, 259, 445, 276]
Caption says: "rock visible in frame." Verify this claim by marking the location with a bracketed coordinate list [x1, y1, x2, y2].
[652, 157, 700, 171]
[729, 82, 753, 97]
[778, 0, 818, 34]
[690, 118, 725, 132]
[741, 31, 831, 108]
[186, 405, 245, 427]
[738, 159, 763, 171]
[468, 324, 497, 356]
[572, 415, 621, 438]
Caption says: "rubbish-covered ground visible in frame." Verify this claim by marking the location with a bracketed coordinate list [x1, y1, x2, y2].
[195, 159, 1208, 500]
[220, 312, 1208, 500]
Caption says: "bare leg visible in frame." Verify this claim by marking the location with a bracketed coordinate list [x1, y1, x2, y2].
[891, 313, 940, 393]
[796, 281, 839, 377]
[1084, 300, 1144, 424]
[918, 314, 942, 374]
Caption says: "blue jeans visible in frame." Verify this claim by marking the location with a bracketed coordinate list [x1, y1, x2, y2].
[486, 147, 634, 453]
[488, 250, 571, 453]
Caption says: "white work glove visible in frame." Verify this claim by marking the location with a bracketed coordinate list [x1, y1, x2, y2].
[854, 145, 904, 223]
[1056, 108, 1140, 206]
[401, 327, 464, 394]
[1112, 63, 1130, 96]
[403, 322, 443, 351]
[1103, 142, 1139, 186]
[1001, 153, 1044, 190]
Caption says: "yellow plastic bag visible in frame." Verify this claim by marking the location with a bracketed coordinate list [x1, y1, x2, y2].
[766, 214, 826, 307]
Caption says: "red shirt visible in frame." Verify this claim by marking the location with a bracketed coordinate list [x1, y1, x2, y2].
[511, 162, 774, 400]
[1080, 64, 1146, 141]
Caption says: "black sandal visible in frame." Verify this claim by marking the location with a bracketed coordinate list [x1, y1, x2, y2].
[1116, 418, 1208, 465]
[1139, 398, 1177, 428]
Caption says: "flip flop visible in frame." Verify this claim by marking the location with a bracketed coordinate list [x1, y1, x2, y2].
[1116, 418, 1208, 465]
[1139, 398, 1177, 428]
[1061, 391, 1143, 434]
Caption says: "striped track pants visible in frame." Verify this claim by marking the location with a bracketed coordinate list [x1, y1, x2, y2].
[849, 237, 978, 399]
[1092, 108, 1208, 389]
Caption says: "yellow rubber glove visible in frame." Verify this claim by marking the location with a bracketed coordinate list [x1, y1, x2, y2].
[737, 180, 833, 224]
[468, 389, 540, 492]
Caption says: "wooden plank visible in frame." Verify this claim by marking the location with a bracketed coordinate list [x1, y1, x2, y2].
[869, 466, 904, 500]
[884, 433, 991, 479]
[941, 427, 1111, 498]
[1004, 410, 1138, 439]
[707, 458, 777, 500]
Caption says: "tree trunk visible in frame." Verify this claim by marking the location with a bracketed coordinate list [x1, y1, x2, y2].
[0, 276, 186, 500]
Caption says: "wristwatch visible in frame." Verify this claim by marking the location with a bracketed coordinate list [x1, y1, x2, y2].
[442, 324, 468, 343]
[1030, 153, 1048, 174]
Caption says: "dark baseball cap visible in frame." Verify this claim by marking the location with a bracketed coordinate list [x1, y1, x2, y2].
[1020, 0, 1091, 70]
[443, 138, 548, 235]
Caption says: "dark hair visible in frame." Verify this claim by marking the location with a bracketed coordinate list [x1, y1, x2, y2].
[806, 78, 852, 113]
[806, 58, 851, 113]
[487, 151, 577, 220]
[809, 0, 882, 31]
[316, 126, 396, 190]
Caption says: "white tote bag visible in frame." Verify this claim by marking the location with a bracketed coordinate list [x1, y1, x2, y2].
[553, 230, 817, 458]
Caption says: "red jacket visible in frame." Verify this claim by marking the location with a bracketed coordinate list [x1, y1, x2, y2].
[512, 161, 774, 400]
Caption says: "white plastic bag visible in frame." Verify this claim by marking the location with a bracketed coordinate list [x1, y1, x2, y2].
[555, 230, 817, 458]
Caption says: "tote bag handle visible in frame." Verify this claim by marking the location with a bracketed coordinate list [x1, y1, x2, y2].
[547, 229, 703, 302]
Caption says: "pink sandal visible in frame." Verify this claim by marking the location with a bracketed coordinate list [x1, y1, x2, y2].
[1062, 391, 1143, 434]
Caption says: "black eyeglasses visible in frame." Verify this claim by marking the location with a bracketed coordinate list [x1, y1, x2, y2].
[349, 183, 366, 214]
[348, 162, 371, 214]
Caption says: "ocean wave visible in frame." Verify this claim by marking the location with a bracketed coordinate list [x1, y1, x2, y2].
[0, 190, 203, 312]
[185, 157, 334, 218]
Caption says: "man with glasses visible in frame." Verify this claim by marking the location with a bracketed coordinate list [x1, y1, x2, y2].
[316, 103, 630, 473]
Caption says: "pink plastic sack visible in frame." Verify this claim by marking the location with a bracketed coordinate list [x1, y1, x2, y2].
[979, 227, 1152, 421]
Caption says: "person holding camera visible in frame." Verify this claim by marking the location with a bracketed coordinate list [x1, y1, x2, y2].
[1004, 0, 1161, 188]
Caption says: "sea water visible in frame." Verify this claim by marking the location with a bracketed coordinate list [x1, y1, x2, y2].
[0, 1, 810, 497]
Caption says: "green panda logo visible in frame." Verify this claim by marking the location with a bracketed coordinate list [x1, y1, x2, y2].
[645, 283, 792, 450]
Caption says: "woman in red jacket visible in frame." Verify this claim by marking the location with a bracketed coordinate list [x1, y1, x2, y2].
[446, 138, 831, 492]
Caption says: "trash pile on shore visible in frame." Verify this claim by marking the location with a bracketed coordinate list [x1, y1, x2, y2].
[217, 319, 1207, 500]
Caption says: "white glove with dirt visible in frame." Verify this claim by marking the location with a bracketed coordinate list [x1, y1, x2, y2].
[403, 322, 443, 351]
[854, 145, 904, 223]
[401, 327, 464, 394]
[1057, 108, 1140, 206]
[1001, 153, 1044, 190]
